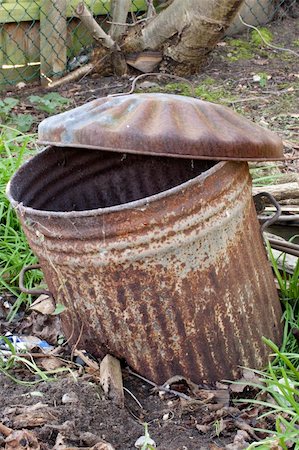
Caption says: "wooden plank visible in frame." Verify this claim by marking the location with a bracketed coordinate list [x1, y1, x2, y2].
[0, 0, 146, 24]
[3, 22, 26, 66]
[40, 0, 67, 85]
[52, 0, 67, 74]
[39, 0, 53, 85]
[0, 65, 39, 88]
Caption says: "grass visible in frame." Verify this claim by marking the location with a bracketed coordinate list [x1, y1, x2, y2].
[0, 335, 72, 385]
[239, 245, 299, 449]
[235, 344, 299, 449]
[155, 77, 236, 103]
[0, 125, 42, 320]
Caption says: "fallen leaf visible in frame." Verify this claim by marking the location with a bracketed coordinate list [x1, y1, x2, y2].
[4, 403, 57, 429]
[29, 295, 55, 315]
[225, 430, 251, 450]
[18, 311, 62, 344]
[38, 356, 64, 371]
[229, 369, 262, 393]
[196, 424, 211, 433]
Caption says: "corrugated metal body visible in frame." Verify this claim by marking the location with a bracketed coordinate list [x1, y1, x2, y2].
[37, 93, 284, 161]
[7, 147, 282, 384]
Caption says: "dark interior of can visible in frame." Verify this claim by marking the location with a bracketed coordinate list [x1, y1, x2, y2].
[10, 147, 216, 212]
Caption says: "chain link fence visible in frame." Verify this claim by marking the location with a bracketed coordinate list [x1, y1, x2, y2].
[0, 0, 297, 90]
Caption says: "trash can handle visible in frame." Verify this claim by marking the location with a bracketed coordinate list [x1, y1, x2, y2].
[253, 192, 281, 232]
[19, 264, 53, 297]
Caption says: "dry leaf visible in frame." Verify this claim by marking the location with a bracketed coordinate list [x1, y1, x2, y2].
[230, 369, 262, 393]
[29, 295, 55, 315]
[196, 424, 211, 433]
[225, 430, 251, 450]
[5, 403, 57, 429]
[39, 356, 64, 371]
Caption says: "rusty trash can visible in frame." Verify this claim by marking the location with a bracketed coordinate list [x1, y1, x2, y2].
[7, 93, 284, 384]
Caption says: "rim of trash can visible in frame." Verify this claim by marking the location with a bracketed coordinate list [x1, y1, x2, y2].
[6, 154, 231, 218]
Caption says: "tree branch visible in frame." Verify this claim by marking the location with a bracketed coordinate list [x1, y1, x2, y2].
[76, 2, 117, 50]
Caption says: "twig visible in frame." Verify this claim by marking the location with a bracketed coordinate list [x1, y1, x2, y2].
[109, 72, 195, 97]
[126, 367, 156, 387]
[76, 2, 117, 50]
[238, 14, 299, 57]
[71, 323, 84, 361]
[73, 349, 99, 371]
[47, 63, 94, 89]
[123, 386, 143, 408]
[107, 18, 149, 27]
[126, 367, 196, 401]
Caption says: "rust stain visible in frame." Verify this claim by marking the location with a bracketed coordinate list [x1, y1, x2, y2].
[7, 149, 282, 384]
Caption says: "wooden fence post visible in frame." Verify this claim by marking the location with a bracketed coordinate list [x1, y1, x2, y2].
[40, 0, 67, 86]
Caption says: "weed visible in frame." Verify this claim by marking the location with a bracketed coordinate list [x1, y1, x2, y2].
[234, 343, 299, 449]
[251, 27, 273, 47]
[250, 165, 285, 187]
[226, 38, 254, 61]
[0, 126, 41, 319]
[0, 98, 19, 121]
[162, 79, 235, 104]
[266, 241, 299, 358]
[235, 241, 299, 448]
[0, 335, 71, 385]
[255, 72, 270, 88]
[9, 114, 35, 133]
[29, 92, 70, 114]
[0, 98, 33, 133]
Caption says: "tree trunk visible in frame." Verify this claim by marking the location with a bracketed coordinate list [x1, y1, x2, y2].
[55, 0, 246, 86]
[123, 0, 245, 75]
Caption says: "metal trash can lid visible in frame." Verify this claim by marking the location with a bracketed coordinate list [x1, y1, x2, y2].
[38, 93, 284, 161]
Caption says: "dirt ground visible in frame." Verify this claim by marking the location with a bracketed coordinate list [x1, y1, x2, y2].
[0, 14, 298, 450]
[3, 16, 299, 167]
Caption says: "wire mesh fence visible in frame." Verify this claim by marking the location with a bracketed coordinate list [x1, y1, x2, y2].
[0, 0, 297, 90]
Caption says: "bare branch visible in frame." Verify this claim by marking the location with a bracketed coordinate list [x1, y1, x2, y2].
[46, 63, 94, 89]
[146, 0, 157, 18]
[76, 2, 117, 49]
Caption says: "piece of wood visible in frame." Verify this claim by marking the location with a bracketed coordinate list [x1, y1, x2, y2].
[252, 180, 299, 202]
[76, 2, 116, 50]
[0, 422, 12, 437]
[52, 0, 67, 74]
[40, 0, 67, 86]
[100, 355, 124, 407]
[46, 62, 94, 89]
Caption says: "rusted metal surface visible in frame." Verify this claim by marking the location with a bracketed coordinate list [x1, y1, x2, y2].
[37, 93, 284, 161]
[7, 148, 282, 384]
